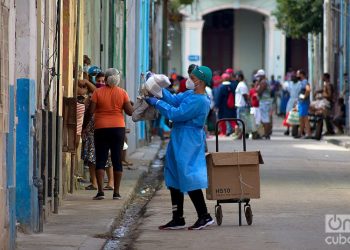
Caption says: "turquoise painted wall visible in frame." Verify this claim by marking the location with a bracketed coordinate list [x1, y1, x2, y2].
[137, 0, 150, 141]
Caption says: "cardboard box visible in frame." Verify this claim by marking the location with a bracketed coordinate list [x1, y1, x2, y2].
[206, 151, 263, 200]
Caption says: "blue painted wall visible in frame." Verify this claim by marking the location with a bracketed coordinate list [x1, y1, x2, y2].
[137, 0, 150, 141]
[6, 85, 16, 248]
[15, 78, 38, 232]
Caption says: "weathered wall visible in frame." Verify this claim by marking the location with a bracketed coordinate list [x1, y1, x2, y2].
[234, 9, 264, 79]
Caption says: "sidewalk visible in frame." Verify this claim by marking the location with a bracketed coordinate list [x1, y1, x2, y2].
[16, 138, 162, 250]
[274, 115, 350, 149]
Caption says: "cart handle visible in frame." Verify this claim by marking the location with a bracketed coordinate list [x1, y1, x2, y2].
[215, 118, 246, 152]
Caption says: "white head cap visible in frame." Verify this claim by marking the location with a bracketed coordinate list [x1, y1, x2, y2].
[254, 69, 266, 78]
[105, 68, 121, 86]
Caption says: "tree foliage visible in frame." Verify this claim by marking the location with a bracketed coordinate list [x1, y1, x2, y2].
[272, 0, 323, 39]
[169, 0, 194, 13]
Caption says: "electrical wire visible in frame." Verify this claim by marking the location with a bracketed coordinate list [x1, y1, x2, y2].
[44, 0, 60, 108]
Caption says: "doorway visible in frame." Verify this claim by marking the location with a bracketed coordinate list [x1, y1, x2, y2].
[202, 9, 234, 72]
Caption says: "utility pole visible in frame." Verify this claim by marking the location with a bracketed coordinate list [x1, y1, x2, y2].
[324, 0, 330, 74]
[339, 0, 344, 93]
[347, 0, 350, 134]
[71, 0, 81, 194]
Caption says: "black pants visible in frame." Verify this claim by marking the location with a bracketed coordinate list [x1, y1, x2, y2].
[169, 187, 208, 219]
[94, 127, 125, 171]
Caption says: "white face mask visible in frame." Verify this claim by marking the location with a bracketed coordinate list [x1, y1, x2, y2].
[186, 78, 195, 90]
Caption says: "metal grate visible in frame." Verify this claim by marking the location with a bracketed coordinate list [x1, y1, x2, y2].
[0, 5, 9, 133]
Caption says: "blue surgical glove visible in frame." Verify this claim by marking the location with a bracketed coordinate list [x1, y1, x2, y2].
[145, 97, 159, 106]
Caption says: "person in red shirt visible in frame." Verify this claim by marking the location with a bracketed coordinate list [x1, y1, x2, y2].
[249, 79, 261, 133]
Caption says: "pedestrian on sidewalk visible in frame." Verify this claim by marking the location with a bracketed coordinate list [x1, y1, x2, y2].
[296, 70, 312, 139]
[82, 72, 114, 191]
[333, 97, 346, 134]
[214, 73, 237, 136]
[255, 69, 273, 139]
[322, 73, 335, 135]
[284, 74, 301, 135]
[249, 79, 262, 138]
[235, 72, 255, 139]
[146, 65, 214, 230]
[90, 68, 134, 200]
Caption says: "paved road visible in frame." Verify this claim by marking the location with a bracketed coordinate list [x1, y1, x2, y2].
[131, 129, 350, 250]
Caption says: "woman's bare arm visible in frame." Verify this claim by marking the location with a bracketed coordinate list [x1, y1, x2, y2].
[123, 101, 134, 116]
[89, 101, 96, 114]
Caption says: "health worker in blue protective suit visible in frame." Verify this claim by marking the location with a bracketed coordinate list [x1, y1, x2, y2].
[146, 65, 214, 230]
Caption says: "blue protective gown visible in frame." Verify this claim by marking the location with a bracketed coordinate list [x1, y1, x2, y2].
[155, 89, 210, 192]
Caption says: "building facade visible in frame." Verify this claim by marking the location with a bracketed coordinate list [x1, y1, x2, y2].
[1, 0, 160, 248]
[167, 0, 287, 81]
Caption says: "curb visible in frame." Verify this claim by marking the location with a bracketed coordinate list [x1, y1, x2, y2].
[106, 139, 163, 239]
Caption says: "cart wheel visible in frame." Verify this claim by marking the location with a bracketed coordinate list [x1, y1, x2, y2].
[215, 205, 223, 226]
[244, 205, 253, 225]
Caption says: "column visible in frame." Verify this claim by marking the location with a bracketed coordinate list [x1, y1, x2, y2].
[181, 18, 204, 76]
[264, 16, 286, 80]
[15, 0, 38, 232]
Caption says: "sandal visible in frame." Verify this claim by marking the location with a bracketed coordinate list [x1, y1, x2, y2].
[85, 184, 97, 190]
[103, 185, 114, 191]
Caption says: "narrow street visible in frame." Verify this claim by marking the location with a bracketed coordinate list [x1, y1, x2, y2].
[3, 1, 350, 249]
[128, 126, 350, 250]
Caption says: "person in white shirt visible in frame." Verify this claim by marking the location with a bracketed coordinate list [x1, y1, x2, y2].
[234, 73, 252, 138]
[235, 74, 249, 108]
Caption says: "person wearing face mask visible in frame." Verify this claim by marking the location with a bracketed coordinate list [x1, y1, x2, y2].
[186, 65, 215, 135]
[82, 72, 115, 191]
[90, 68, 134, 200]
[146, 65, 214, 230]
[88, 66, 102, 84]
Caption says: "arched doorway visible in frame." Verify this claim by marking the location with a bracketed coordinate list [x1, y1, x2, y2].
[202, 9, 265, 79]
[202, 9, 234, 71]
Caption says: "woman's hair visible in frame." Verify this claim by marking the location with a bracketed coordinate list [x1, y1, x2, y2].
[188, 64, 197, 75]
[298, 69, 306, 77]
[96, 72, 105, 79]
[237, 73, 244, 81]
[105, 68, 121, 86]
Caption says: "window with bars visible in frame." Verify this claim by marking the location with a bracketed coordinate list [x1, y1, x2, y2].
[0, 4, 9, 133]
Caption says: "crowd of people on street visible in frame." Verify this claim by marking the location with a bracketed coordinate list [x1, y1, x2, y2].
[162, 66, 346, 141]
[282, 69, 346, 139]
[162, 67, 275, 140]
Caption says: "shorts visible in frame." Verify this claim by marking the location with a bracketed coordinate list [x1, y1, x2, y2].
[237, 107, 256, 133]
[259, 100, 272, 123]
[298, 102, 310, 117]
[250, 107, 261, 125]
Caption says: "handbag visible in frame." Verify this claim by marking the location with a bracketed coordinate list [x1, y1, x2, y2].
[131, 96, 158, 122]
[131, 73, 159, 122]
[286, 110, 300, 125]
